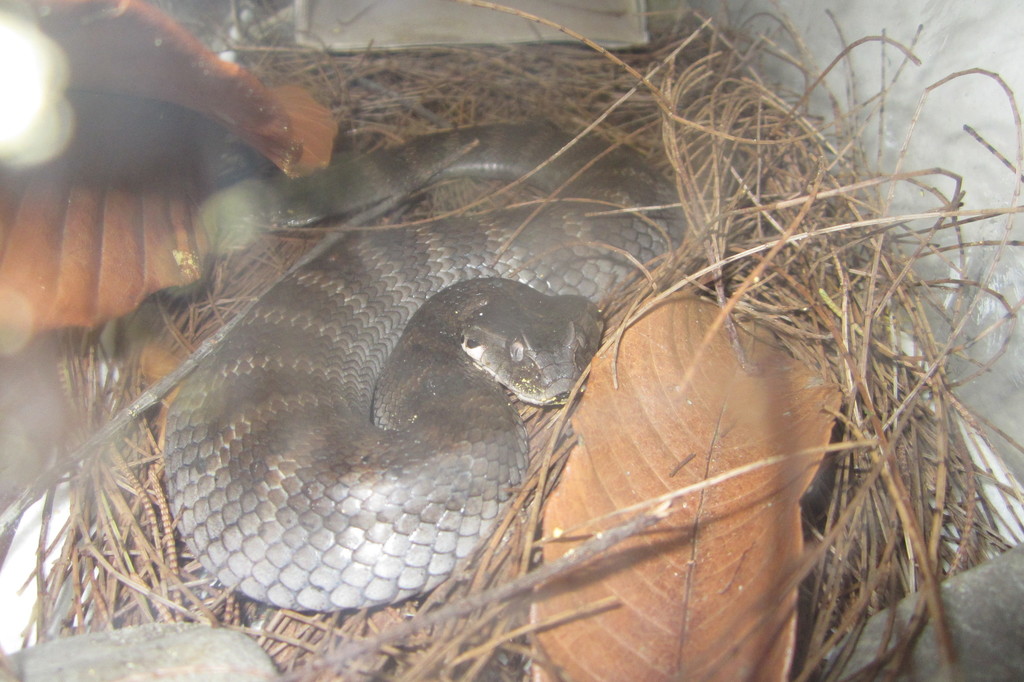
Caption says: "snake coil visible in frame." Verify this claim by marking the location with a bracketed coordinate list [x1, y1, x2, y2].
[164, 123, 684, 610]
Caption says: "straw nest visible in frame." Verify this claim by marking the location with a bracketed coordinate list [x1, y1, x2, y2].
[21, 5, 1024, 680]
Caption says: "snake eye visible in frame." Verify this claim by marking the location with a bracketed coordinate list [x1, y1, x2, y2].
[462, 335, 486, 362]
[564, 322, 577, 349]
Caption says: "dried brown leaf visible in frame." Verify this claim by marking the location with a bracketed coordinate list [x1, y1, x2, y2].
[0, 94, 206, 336]
[36, 0, 337, 176]
[268, 84, 338, 177]
[0, 1, 338, 338]
[534, 296, 839, 681]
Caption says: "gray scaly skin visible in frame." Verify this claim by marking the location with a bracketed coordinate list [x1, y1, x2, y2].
[163, 123, 684, 610]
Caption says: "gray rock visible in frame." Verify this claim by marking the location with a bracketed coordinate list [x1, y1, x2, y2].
[10, 622, 277, 682]
[840, 544, 1024, 680]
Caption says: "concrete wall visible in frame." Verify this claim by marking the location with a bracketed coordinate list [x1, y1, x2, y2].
[689, 0, 1024, 484]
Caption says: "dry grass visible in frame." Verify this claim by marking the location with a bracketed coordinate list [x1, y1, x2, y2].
[13, 5, 1024, 681]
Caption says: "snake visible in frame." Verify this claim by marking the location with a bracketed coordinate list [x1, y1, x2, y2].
[163, 123, 684, 611]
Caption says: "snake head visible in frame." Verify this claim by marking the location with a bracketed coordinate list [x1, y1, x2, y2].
[458, 281, 602, 406]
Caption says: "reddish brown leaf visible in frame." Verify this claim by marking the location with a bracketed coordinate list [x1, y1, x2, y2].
[0, 1, 337, 338]
[36, 0, 337, 176]
[0, 93, 206, 335]
[269, 85, 338, 177]
[534, 296, 839, 681]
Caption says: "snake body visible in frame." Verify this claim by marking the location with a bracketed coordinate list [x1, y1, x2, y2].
[164, 123, 683, 610]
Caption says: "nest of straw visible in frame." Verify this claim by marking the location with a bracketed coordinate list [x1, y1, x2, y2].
[21, 7, 1024, 681]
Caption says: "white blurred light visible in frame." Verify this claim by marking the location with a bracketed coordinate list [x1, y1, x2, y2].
[0, 11, 71, 165]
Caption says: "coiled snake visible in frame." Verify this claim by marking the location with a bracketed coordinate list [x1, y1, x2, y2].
[164, 123, 683, 610]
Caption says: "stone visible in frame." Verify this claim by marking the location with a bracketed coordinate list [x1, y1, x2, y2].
[840, 545, 1024, 680]
[10, 622, 276, 682]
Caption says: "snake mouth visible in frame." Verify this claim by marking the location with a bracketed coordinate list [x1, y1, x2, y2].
[475, 355, 577, 407]
[513, 384, 574, 407]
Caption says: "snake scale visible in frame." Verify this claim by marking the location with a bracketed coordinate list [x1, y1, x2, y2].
[164, 123, 684, 610]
